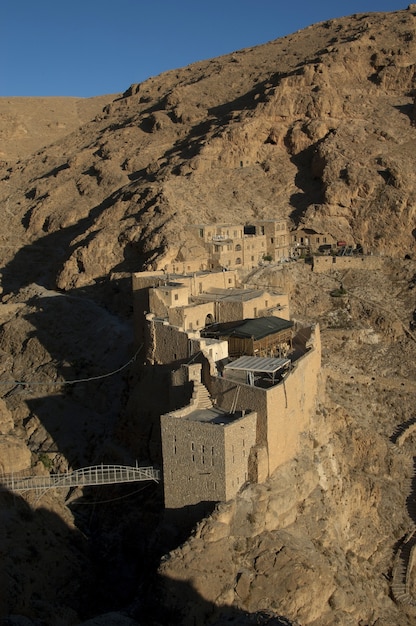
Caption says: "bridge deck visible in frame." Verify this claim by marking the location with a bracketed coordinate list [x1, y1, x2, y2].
[0, 464, 161, 493]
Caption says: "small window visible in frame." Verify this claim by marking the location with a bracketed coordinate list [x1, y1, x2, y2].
[199, 228, 204, 238]
[271, 237, 274, 244]
[174, 293, 179, 301]
[236, 257, 242, 264]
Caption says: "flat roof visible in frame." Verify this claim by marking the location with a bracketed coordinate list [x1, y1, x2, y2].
[204, 316, 293, 340]
[154, 282, 187, 290]
[224, 355, 290, 374]
[185, 407, 248, 425]
[194, 288, 266, 303]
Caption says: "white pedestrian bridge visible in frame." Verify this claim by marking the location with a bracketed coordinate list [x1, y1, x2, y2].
[0, 464, 161, 495]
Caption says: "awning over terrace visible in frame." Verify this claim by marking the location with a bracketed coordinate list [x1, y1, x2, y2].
[223, 355, 290, 386]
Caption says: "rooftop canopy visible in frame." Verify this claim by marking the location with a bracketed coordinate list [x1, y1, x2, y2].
[224, 355, 290, 375]
[204, 316, 293, 340]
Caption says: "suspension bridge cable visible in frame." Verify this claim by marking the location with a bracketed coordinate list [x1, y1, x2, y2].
[0, 344, 143, 387]
[68, 482, 154, 505]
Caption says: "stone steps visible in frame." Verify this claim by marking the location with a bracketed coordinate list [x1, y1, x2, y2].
[193, 382, 213, 409]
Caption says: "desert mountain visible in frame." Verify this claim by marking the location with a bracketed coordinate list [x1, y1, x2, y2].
[0, 94, 118, 162]
[1, 6, 416, 626]
[1, 6, 416, 298]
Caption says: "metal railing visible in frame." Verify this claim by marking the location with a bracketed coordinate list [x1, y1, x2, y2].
[0, 464, 161, 494]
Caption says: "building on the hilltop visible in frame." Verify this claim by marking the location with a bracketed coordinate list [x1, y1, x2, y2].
[191, 287, 290, 323]
[246, 219, 290, 261]
[154, 320, 320, 521]
[161, 364, 257, 518]
[130, 222, 321, 524]
[132, 268, 289, 350]
[161, 218, 291, 274]
[131, 269, 238, 345]
[201, 316, 294, 358]
[290, 227, 355, 256]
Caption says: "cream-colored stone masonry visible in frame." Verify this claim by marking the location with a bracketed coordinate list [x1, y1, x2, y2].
[211, 325, 321, 478]
[161, 406, 257, 510]
[312, 254, 384, 273]
[151, 315, 320, 487]
[132, 269, 238, 345]
[162, 219, 291, 273]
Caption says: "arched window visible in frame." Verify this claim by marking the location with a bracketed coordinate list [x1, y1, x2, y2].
[235, 257, 242, 265]
[235, 244, 242, 251]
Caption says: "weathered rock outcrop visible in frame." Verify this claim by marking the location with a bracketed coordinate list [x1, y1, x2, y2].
[1, 7, 416, 300]
[1, 7, 416, 626]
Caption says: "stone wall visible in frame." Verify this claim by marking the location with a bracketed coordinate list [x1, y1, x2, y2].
[161, 407, 257, 510]
[211, 377, 269, 447]
[242, 235, 267, 267]
[132, 271, 165, 345]
[168, 301, 214, 331]
[211, 325, 321, 478]
[266, 325, 321, 475]
[146, 315, 190, 364]
[312, 255, 384, 273]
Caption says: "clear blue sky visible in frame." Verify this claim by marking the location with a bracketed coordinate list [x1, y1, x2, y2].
[0, 0, 407, 98]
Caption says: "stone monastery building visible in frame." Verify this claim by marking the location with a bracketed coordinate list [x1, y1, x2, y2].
[132, 220, 321, 523]
[162, 218, 290, 274]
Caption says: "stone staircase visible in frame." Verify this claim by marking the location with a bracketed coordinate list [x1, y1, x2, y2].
[390, 422, 416, 606]
[192, 381, 213, 409]
[391, 529, 416, 605]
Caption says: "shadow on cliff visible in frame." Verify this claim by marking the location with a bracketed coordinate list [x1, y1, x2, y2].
[0, 487, 91, 622]
[136, 565, 298, 625]
[0, 486, 297, 625]
[1, 183, 165, 300]
[287, 143, 325, 225]
[6, 285, 135, 470]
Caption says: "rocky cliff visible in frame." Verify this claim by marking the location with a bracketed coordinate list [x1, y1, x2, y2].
[1, 6, 416, 625]
[1, 6, 416, 298]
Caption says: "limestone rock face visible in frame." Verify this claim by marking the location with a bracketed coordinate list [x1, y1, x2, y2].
[0, 397, 14, 434]
[1, 7, 416, 299]
[2, 6, 416, 626]
[0, 434, 31, 473]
